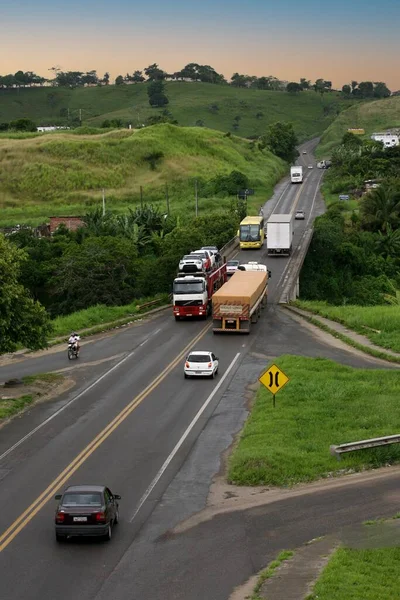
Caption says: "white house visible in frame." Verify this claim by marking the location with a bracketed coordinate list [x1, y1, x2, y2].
[371, 132, 399, 147]
[37, 126, 70, 133]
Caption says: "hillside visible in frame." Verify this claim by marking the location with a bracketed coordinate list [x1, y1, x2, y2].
[317, 96, 400, 157]
[0, 82, 349, 141]
[0, 124, 287, 227]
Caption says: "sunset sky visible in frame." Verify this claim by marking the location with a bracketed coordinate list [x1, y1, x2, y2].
[2, 0, 399, 89]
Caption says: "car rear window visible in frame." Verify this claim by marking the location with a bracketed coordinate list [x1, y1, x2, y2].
[227, 261, 239, 266]
[187, 354, 210, 363]
[62, 493, 103, 506]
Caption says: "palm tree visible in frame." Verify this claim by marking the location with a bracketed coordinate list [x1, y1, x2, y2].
[360, 185, 400, 232]
[375, 224, 400, 259]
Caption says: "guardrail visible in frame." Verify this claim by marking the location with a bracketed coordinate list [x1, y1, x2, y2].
[279, 227, 314, 304]
[220, 236, 239, 260]
[330, 434, 400, 461]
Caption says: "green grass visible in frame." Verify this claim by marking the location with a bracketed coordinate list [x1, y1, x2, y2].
[252, 550, 294, 599]
[50, 294, 169, 338]
[294, 301, 400, 354]
[317, 96, 400, 158]
[228, 356, 400, 487]
[0, 83, 348, 140]
[307, 547, 400, 599]
[0, 373, 63, 419]
[0, 123, 286, 226]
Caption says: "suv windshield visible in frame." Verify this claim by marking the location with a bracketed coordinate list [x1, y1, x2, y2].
[62, 493, 102, 506]
[187, 354, 210, 363]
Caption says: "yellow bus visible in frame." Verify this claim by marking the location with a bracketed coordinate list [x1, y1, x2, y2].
[238, 216, 265, 249]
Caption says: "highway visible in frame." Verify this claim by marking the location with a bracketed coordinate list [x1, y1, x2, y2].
[1, 139, 397, 600]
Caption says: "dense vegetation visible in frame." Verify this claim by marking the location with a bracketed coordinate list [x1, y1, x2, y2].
[301, 134, 400, 306]
[317, 96, 400, 157]
[6, 204, 239, 318]
[0, 124, 286, 227]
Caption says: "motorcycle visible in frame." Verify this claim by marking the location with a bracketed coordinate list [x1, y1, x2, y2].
[67, 342, 79, 360]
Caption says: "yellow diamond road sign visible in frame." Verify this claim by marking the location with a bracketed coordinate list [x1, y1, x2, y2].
[259, 364, 289, 395]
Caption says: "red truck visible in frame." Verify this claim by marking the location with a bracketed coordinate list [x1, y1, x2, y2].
[173, 264, 227, 320]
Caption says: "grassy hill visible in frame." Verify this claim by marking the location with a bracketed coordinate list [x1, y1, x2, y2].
[317, 96, 400, 157]
[0, 124, 287, 227]
[0, 82, 349, 141]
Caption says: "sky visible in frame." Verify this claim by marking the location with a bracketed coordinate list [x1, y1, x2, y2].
[1, 0, 400, 89]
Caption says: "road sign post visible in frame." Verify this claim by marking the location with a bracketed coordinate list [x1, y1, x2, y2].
[259, 364, 289, 407]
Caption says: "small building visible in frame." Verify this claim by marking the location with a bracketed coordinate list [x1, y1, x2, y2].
[37, 126, 70, 132]
[49, 216, 84, 234]
[371, 132, 399, 147]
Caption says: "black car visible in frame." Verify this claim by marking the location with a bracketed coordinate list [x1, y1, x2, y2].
[54, 485, 121, 542]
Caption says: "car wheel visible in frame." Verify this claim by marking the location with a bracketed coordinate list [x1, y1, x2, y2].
[55, 533, 65, 543]
[215, 368, 219, 375]
[104, 524, 112, 541]
[114, 509, 119, 525]
[184, 373, 189, 379]
[210, 371, 215, 379]
[175, 316, 180, 321]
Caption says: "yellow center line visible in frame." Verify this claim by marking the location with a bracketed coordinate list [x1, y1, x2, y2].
[0, 322, 211, 552]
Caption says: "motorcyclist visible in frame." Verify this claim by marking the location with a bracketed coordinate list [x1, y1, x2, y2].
[68, 332, 81, 356]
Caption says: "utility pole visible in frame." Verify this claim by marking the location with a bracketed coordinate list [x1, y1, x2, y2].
[195, 179, 198, 217]
[79, 108, 82, 126]
[140, 186, 143, 209]
[165, 184, 170, 215]
[102, 189, 105, 216]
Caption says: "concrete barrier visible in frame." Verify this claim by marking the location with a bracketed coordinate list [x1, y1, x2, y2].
[220, 236, 239, 260]
[279, 227, 314, 304]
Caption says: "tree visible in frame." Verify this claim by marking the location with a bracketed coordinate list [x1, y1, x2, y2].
[299, 78, 310, 90]
[132, 70, 145, 83]
[147, 79, 169, 107]
[144, 63, 166, 81]
[374, 81, 391, 98]
[0, 235, 51, 353]
[263, 122, 299, 163]
[358, 81, 374, 98]
[360, 185, 400, 233]
[9, 118, 37, 132]
[342, 84, 351, 96]
[102, 72, 110, 85]
[342, 132, 363, 148]
[286, 82, 302, 94]
[115, 75, 124, 85]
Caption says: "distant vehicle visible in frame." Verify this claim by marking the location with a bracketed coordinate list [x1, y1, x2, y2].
[302, 151, 307, 154]
[54, 485, 121, 542]
[179, 255, 204, 273]
[290, 166, 303, 183]
[201, 246, 222, 266]
[238, 215, 265, 249]
[238, 261, 270, 274]
[317, 160, 332, 169]
[226, 259, 240, 276]
[295, 210, 305, 220]
[191, 249, 213, 270]
[267, 214, 294, 256]
[184, 351, 219, 378]
[308, 165, 313, 169]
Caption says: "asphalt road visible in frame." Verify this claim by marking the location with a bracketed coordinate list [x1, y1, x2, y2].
[1, 139, 397, 600]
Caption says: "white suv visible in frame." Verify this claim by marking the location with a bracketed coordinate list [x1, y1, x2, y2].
[179, 255, 204, 273]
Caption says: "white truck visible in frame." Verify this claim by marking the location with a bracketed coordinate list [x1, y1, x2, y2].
[290, 166, 303, 183]
[267, 214, 294, 256]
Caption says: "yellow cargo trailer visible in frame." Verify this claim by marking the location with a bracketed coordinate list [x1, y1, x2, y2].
[212, 270, 268, 333]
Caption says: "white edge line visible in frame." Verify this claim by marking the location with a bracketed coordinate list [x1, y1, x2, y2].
[130, 351, 241, 522]
[0, 328, 162, 463]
